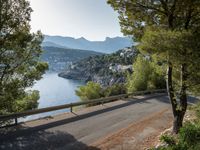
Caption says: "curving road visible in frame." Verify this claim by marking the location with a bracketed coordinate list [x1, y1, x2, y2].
[0, 93, 173, 150]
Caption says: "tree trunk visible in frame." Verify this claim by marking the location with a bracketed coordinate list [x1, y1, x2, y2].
[173, 111, 185, 134]
[166, 63, 179, 133]
[167, 63, 188, 134]
[166, 63, 177, 115]
[174, 63, 188, 133]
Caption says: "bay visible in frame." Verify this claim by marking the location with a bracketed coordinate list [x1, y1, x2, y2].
[23, 73, 85, 121]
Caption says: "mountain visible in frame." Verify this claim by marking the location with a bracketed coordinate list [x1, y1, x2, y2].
[41, 46, 103, 72]
[42, 41, 67, 48]
[43, 35, 134, 53]
[59, 47, 138, 86]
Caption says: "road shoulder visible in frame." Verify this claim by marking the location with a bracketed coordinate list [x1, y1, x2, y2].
[91, 108, 173, 150]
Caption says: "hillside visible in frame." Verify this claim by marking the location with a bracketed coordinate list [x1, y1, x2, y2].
[43, 35, 134, 53]
[41, 46, 103, 72]
[59, 47, 138, 86]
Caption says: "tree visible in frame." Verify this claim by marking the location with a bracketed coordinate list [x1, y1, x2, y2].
[76, 82, 102, 101]
[103, 83, 126, 97]
[127, 55, 152, 92]
[108, 0, 200, 133]
[0, 0, 48, 116]
[127, 55, 165, 93]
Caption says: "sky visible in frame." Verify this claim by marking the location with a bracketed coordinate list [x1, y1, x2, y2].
[29, 0, 123, 41]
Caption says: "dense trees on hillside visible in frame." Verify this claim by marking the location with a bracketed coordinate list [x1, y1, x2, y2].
[76, 82, 126, 104]
[108, 0, 200, 133]
[0, 0, 48, 117]
[127, 55, 166, 93]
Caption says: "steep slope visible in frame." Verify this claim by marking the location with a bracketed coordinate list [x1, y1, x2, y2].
[41, 46, 103, 72]
[43, 35, 134, 53]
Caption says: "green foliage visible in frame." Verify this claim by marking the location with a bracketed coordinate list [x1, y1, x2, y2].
[150, 59, 166, 89]
[127, 55, 151, 92]
[75, 82, 103, 101]
[139, 27, 200, 94]
[76, 82, 127, 106]
[108, 0, 200, 96]
[178, 122, 200, 148]
[127, 55, 165, 93]
[0, 0, 48, 116]
[157, 121, 200, 150]
[155, 102, 200, 150]
[193, 102, 200, 120]
[160, 135, 176, 146]
[13, 90, 40, 112]
[103, 84, 126, 97]
[108, 1, 200, 41]
[108, 0, 200, 133]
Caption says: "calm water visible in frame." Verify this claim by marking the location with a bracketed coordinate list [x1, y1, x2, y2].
[23, 73, 85, 121]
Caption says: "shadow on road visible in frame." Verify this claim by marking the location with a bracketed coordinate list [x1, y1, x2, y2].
[0, 129, 99, 150]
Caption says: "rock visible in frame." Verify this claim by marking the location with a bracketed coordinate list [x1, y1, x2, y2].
[155, 143, 168, 149]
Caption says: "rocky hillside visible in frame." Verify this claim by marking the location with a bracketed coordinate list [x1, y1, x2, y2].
[41, 46, 103, 72]
[59, 47, 138, 86]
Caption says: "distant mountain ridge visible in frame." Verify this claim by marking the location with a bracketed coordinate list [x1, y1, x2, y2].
[43, 35, 133, 53]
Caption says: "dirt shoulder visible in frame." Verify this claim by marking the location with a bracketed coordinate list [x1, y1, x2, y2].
[91, 108, 173, 150]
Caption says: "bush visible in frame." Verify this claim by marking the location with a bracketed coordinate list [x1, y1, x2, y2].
[157, 122, 200, 150]
[76, 82, 127, 107]
[103, 84, 127, 97]
[75, 82, 103, 101]
[178, 122, 200, 149]
[160, 135, 176, 146]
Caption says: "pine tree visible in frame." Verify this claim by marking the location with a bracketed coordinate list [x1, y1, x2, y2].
[108, 0, 200, 133]
[0, 0, 48, 115]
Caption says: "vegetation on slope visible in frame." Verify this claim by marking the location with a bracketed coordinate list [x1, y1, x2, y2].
[127, 55, 166, 93]
[59, 47, 138, 86]
[156, 102, 200, 150]
[41, 46, 103, 72]
[75, 54, 166, 103]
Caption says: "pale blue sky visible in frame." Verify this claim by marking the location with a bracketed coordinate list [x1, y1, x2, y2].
[29, 0, 123, 41]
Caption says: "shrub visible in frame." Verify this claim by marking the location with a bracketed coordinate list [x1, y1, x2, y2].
[76, 82, 128, 107]
[178, 122, 200, 149]
[103, 84, 127, 97]
[160, 135, 176, 146]
[75, 82, 103, 101]
[157, 122, 200, 150]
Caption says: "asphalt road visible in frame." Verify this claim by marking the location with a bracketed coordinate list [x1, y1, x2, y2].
[0, 94, 172, 150]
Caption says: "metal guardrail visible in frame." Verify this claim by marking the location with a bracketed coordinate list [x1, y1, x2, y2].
[0, 89, 166, 126]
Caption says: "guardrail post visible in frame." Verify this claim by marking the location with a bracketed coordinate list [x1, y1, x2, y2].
[14, 118, 18, 125]
[70, 106, 73, 113]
